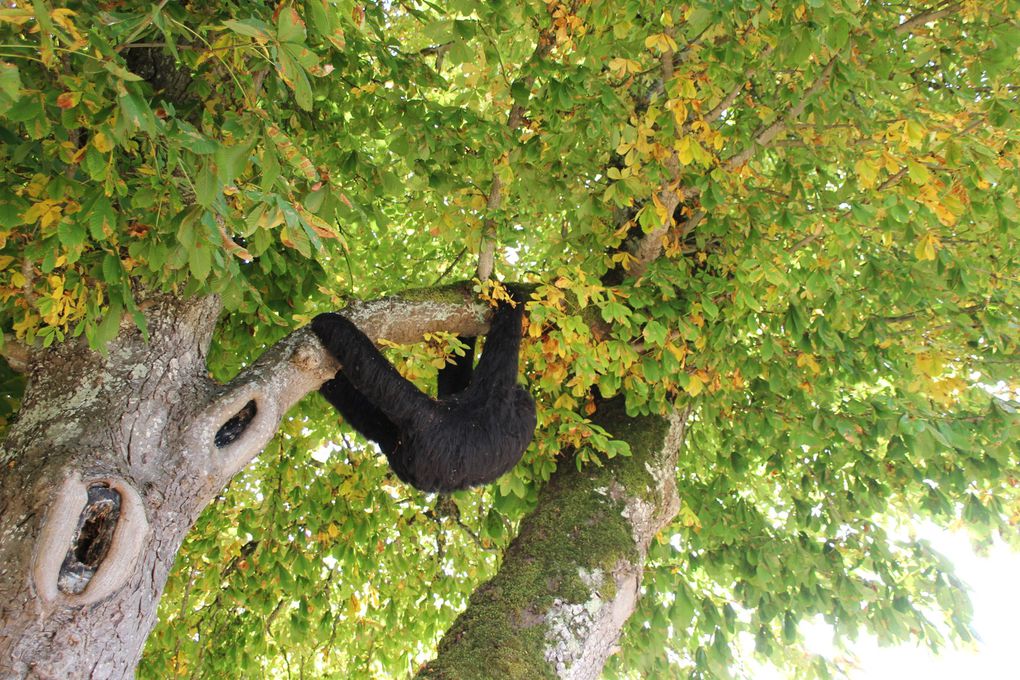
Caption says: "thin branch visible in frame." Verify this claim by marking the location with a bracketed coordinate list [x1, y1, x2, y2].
[703, 45, 775, 123]
[419, 42, 452, 72]
[627, 40, 683, 279]
[725, 54, 839, 170]
[476, 15, 558, 280]
[630, 43, 828, 278]
[433, 246, 469, 285]
[789, 115, 985, 254]
[20, 257, 35, 305]
[895, 2, 958, 34]
[879, 302, 985, 324]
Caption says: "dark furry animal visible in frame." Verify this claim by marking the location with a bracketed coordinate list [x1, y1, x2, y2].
[311, 295, 536, 493]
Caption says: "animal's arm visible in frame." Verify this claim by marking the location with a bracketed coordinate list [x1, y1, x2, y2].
[312, 313, 433, 427]
[320, 373, 400, 452]
[471, 301, 525, 391]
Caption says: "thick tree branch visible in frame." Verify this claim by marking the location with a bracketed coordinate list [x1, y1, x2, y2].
[191, 285, 494, 489]
[702, 44, 776, 124]
[2, 334, 30, 373]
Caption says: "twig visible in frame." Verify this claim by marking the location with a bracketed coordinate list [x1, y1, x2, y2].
[434, 247, 469, 285]
[789, 116, 985, 254]
[895, 2, 958, 34]
[702, 45, 775, 124]
[115, 0, 171, 53]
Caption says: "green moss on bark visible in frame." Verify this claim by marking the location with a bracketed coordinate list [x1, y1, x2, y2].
[418, 400, 672, 679]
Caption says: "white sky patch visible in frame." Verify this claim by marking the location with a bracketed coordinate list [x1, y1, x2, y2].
[841, 525, 1020, 679]
[749, 522, 1020, 678]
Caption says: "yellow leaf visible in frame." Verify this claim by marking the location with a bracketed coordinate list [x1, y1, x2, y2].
[914, 351, 945, 377]
[854, 157, 879, 188]
[294, 203, 339, 239]
[0, 9, 34, 25]
[643, 33, 677, 53]
[678, 503, 701, 530]
[913, 232, 940, 261]
[13, 313, 39, 337]
[651, 191, 672, 226]
[607, 58, 630, 77]
[796, 353, 822, 374]
[676, 136, 694, 165]
[905, 120, 926, 148]
[933, 202, 957, 227]
[882, 152, 900, 174]
[93, 132, 113, 153]
[676, 78, 697, 98]
[23, 199, 62, 229]
[685, 372, 704, 397]
[257, 207, 285, 230]
[666, 98, 687, 126]
[907, 159, 930, 185]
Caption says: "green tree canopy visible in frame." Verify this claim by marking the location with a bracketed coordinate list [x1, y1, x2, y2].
[0, 0, 1017, 677]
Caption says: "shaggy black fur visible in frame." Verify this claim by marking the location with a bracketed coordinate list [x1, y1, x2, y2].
[311, 296, 536, 493]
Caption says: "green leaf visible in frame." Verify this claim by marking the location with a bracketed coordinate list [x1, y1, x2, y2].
[102, 253, 122, 284]
[94, 301, 123, 348]
[189, 244, 211, 281]
[277, 6, 307, 44]
[195, 163, 218, 208]
[278, 48, 313, 111]
[216, 140, 253, 184]
[643, 320, 668, 346]
[511, 80, 529, 105]
[686, 7, 713, 37]
[223, 18, 273, 42]
[119, 92, 155, 133]
[0, 61, 21, 115]
[88, 198, 115, 241]
[57, 219, 86, 248]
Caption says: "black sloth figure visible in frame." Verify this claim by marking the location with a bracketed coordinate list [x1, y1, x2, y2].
[311, 293, 536, 493]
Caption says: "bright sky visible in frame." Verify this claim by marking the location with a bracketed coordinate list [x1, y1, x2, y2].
[802, 524, 1020, 679]
[743, 522, 1020, 679]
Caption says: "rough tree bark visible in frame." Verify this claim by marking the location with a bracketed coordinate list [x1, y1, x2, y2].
[420, 400, 690, 680]
[0, 287, 489, 679]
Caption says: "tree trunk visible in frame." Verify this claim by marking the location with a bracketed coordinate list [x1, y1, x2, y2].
[0, 293, 337, 678]
[419, 399, 689, 680]
[0, 295, 222, 678]
[0, 286, 492, 678]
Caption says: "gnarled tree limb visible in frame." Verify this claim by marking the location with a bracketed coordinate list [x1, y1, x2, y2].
[194, 285, 495, 490]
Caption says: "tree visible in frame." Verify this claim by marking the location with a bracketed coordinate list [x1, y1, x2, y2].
[0, 1, 1017, 678]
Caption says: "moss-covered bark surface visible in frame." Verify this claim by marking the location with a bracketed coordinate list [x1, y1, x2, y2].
[419, 400, 681, 680]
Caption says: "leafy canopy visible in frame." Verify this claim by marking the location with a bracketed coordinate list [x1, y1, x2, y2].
[0, 0, 1018, 678]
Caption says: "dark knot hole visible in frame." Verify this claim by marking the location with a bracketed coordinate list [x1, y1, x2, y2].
[215, 400, 257, 448]
[57, 484, 122, 595]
